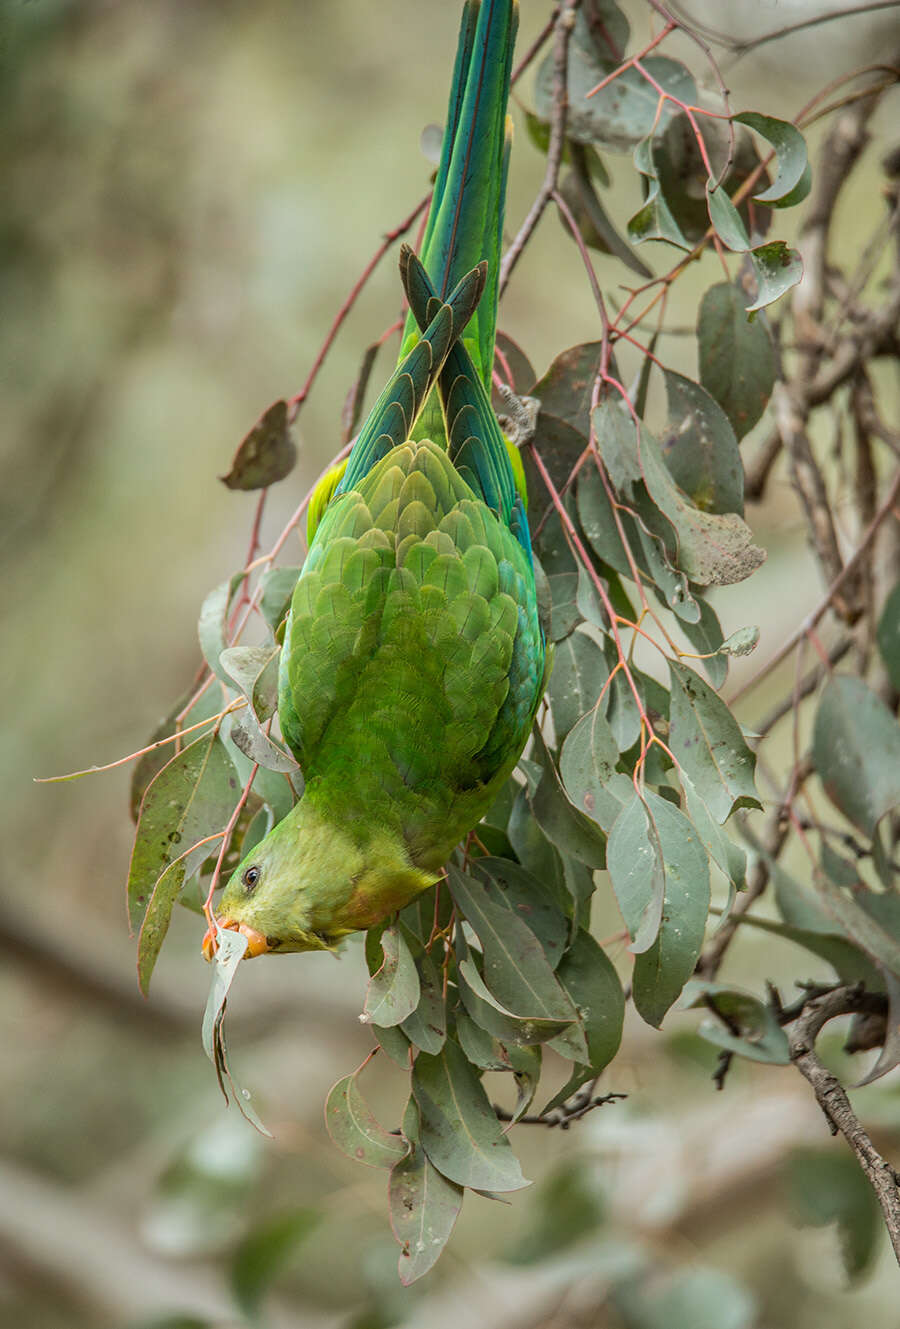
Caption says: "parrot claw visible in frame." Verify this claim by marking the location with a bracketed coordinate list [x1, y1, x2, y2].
[201, 919, 271, 961]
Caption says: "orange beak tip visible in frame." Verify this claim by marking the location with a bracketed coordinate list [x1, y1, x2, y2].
[202, 918, 270, 961]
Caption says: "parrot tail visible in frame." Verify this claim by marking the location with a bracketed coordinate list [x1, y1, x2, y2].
[337, 257, 487, 496]
[401, 243, 515, 525]
[400, 0, 518, 390]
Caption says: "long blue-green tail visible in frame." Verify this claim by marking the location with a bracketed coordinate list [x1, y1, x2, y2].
[400, 0, 517, 420]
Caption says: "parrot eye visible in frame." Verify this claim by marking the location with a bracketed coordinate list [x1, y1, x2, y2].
[242, 866, 261, 892]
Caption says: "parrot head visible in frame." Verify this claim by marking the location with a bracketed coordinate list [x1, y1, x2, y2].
[202, 796, 437, 960]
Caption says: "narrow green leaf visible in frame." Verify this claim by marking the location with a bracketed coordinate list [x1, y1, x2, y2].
[812, 675, 900, 837]
[474, 858, 569, 969]
[127, 732, 239, 935]
[630, 795, 711, 1027]
[390, 1099, 463, 1285]
[668, 659, 762, 822]
[362, 925, 420, 1028]
[785, 1149, 881, 1280]
[697, 282, 775, 438]
[228, 714, 298, 775]
[537, 22, 696, 153]
[258, 566, 301, 634]
[219, 645, 280, 722]
[607, 795, 666, 953]
[324, 1073, 409, 1169]
[230, 1210, 318, 1318]
[544, 930, 625, 1110]
[447, 868, 579, 1027]
[548, 629, 610, 743]
[746, 241, 803, 312]
[719, 625, 760, 657]
[682, 980, 790, 1063]
[734, 112, 809, 206]
[201, 926, 248, 1063]
[594, 402, 765, 589]
[198, 573, 248, 683]
[674, 594, 728, 689]
[547, 572, 581, 641]
[814, 871, 900, 980]
[561, 160, 654, 275]
[628, 135, 691, 250]
[680, 772, 746, 890]
[129, 683, 224, 821]
[412, 1039, 530, 1191]
[876, 580, 900, 690]
[400, 940, 446, 1055]
[529, 730, 608, 869]
[560, 704, 632, 832]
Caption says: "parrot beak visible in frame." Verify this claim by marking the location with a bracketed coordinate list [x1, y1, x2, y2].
[201, 919, 271, 961]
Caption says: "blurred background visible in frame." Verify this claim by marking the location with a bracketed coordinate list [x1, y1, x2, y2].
[2, 1, 899, 1325]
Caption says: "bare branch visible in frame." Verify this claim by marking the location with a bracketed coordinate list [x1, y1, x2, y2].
[787, 986, 900, 1266]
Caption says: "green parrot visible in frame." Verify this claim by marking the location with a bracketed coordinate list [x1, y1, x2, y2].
[205, 0, 547, 960]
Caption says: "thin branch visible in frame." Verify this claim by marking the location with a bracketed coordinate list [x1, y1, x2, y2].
[287, 194, 429, 422]
[787, 986, 900, 1266]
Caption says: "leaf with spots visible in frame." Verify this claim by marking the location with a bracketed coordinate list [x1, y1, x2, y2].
[325, 1071, 409, 1170]
[127, 731, 239, 936]
[668, 660, 762, 823]
[661, 370, 744, 515]
[390, 1098, 463, 1285]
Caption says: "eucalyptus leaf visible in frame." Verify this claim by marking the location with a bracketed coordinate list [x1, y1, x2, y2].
[127, 732, 239, 935]
[325, 1072, 409, 1169]
[198, 573, 248, 684]
[448, 867, 579, 1027]
[362, 925, 421, 1028]
[258, 566, 301, 634]
[734, 112, 809, 207]
[543, 930, 625, 1111]
[400, 940, 446, 1054]
[594, 401, 765, 589]
[682, 980, 790, 1064]
[668, 659, 762, 822]
[219, 645, 280, 723]
[230, 1210, 318, 1318]
[560, 704, 632, 832]
[628, 135, 691, 250]
[876, 580, 900, 690]
[221, 399, 296, 490]
[412, 1039, 530, 1191]
[548, 629, 610, 743]
[661, 370, 744, 514]
[697, 282, 775, 438]
[812, 675, 900, 837]
[473, 857, 569, 969]
[390, 1099, 463, 1285]
[529, 730, 608, 869]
